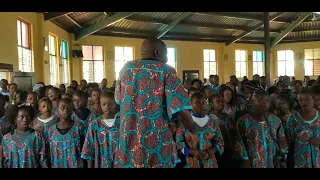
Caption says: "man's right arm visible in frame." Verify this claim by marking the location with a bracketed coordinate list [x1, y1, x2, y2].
[177, 110, 196, 134]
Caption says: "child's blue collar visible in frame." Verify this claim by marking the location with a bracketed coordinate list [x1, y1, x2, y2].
[192, 112, 205, 118]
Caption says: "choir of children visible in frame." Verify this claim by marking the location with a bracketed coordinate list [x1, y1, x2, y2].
[0, 75, 319, 168]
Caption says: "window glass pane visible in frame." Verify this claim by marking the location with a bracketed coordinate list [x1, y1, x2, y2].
[61, 41, 68, 59]
[49, 35, 56, 55]
[286, 50, 294, 61]
[83, 61, 94, 83]
[209, 62, 216, 75]
[93, 46, 103, 60]
[286, 60, 294, 76]
[236, 62, 241, 77]
[94, 61, 104, 82]
[278, 61, 285, 76]
[204, 62, 209, 78]
[314, 48, 320, 59]
[50, 56, 57, 85]
[277, 50, 286, 60]
[21, 22, 29, 48]
[17, 20, 21, 46]
[115, 47, 124, 60]
[82, 46, 93, 60]
[241, 62, 246, 76]
[167, 48, 176, 69]
[124, 47, 133, 61]
[209, 50, 215, 62]
[241, 51, 246, 61]
[64, 59, 69, 83]
[203, 50, 209, 62]
[304, 60, 313, 76]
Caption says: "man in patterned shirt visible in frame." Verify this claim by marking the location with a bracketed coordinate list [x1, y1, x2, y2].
[115, 38, 198, 168]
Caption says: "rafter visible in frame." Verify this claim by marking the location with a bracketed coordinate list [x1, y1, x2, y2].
[156, 12, 192, 39]
[226, 12, 285, 46]
[271, 12, 312, 48]
[44, 12, 72, 21]
[74, 12, 136, 41]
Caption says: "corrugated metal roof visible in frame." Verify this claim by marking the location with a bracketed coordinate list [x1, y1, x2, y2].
[184, 13, 261, 27]
[48, 12, 320, 44]
[106, 19, 166, 33]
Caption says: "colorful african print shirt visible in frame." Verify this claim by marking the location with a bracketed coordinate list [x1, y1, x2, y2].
[30, 115, 57, 140]
[115, 60, 192, 168]
[175, 114, 224, 168]
[81, 113, 120, 168]
[222, 106, 237, 119]
[1, 130, 48, 168]
[235, 113, 288, 168]
[48, 121, 87, 168]
[71, 111, 94, 129]
[287, 111, 320, 168]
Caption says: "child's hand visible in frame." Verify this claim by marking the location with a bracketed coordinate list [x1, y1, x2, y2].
[309, 137, 320, 146]
[190, 149, 201, 160]
[207, 148, 216, 157]
[200, 152, 209, 160]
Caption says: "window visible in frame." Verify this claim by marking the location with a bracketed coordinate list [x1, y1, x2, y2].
[235, 50, 246, 77]
[253, 51, 264, 76]
[82, 45, 104, 83]
[304, 48, 320, 76]
[0, 72, 7, 80]
[277, 50, 294, 76]
[115, 46, 133, 79]
[61, 40, 69, 84]
[17, 19, 32, 72]
[167, 48, 176, 69]
[203, 49, 217, 78]
[49, 34, 58, 85]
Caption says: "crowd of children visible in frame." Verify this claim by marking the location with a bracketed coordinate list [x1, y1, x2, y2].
[0, 73, 319, 168]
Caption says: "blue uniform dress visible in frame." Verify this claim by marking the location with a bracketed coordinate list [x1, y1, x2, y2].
[30, 115, 57, 140]
[115, 60, 192, 168]
[287, 111, 320, 168]
[47, 121, 87, 168]
[1, 130, 48, 168]
[81, 113, 120, 168]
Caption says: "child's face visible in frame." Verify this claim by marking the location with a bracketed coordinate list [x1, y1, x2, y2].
[204, 88, 212, 99]
[223, 90, 233, 104]
[9, 85, 16, 95]
[192, 82, 201, 89]
[191, 97, 206, 115]
[314, 95, 320, 109]
[212, 96, 224, 111]
[92, 91, 101, 102]
[275, 97, 289, 112]
[73, 95, 87, 110]
[100, 96, 116, 115]
[57, 102, 72, 119]
[299, 94, 314, 112]
[48, 89, 57, 101]
[16, 109, 32, 131]
[66, 87, 74, 94]
[252, 95, 269, 112]
[39, 101, 52, 116]
[26, 94, 37, 105]
[294, 83, 302, 93]
[93, 102, 102, 113]
[213, 76, 219, 84]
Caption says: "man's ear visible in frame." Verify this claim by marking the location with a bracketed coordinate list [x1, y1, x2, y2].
[154, 49, 159, 57]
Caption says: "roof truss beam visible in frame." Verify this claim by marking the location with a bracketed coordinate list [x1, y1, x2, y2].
[226, 12, 285, 46]
[195, 12, 291, 23]
[156, 12, 192, 39]
[44, 12, 72, 21]
[65, 14, 82, 28]
[74, 12, 136, 41]
[271, 12, 312, 48]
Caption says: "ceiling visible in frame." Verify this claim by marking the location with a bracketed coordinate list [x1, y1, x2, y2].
[43, 12, 320, 46]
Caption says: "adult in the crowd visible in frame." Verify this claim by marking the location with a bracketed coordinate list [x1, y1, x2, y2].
[115, 38, 198, 168]
[71, 80, 79, 91]
[80, 79, 88, 92]
[101, 78, 109, 92]
[0, 79, 9, 96]
[304, 76, 310, 86]
[260, 76, 267, 90]
[253, 74, 260, 81]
